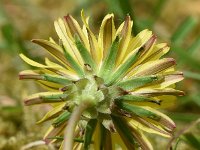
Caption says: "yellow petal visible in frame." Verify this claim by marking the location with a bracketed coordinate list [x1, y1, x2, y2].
[140, 106, 176, 129]
[44, 123, 66, 144]
[129, 58, 176, 77]
[20, 54, 77, 80]
[45, 58, 79, 80]
[37, 103, 65, 124]
[116, 21, 124, 36]
[20, 54, 47, 68]
[132, 88, 184, 97]
[116, 16, 133, 67]
[136, 130, 153, 150]
[73, 143, 83, 150]
[19, 69, 39, 76]
[81, 17, 89, 41]
[49, 37, 57, 44]
[92, 122, 101, 150]
[117, 30, 153, 74]
[127, 95, 177, 109]
[134, 35, 157, 65]
[32, 39, 74, 69]
[25, 91, 63, 100]
[59, 141, 64, 150]
[111, 132, 127, 150]
[163, 68, 176, 76]
[125, 29, 153, 56]
[37, 80, 62, 91]
[145, 72, 184, 89]
[143, 43, 170, 63]
[54, 18, 84, 66]
[45, 57, 66, 70]
[98, 14, 116, 59]
[64, 14, 90, 50]
[81, 10, 102, 65]
[128, 118, 171, 138]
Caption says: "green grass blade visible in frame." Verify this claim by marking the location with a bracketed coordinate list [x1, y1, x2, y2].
[190, 94, 200, 107]
[171, 16, 198, 45]
[182, 133, 200, 148]
[153, 0, 167, 19]
[98, 36, 119, 80]
[168, 112, 200, 122]
[104, 0, 138, 35]
[184, 71, 200, 81]
[172, 45, 200, 70]
[188, 37, 200, 54]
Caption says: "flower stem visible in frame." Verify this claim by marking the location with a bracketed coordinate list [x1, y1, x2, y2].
[63, 102, 89, 150]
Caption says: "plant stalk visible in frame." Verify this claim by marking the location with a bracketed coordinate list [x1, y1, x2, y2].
[63, 102, 89, 150]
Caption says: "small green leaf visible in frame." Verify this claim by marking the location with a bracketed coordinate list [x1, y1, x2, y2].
[116, 101, 160, 120]
[40, 94, 68, 101]
[106, 47, 142, 85]
[116, 102, 176, 130]
[84, 119, 97, 150]
[117, 94, 161, 105]
[99, 36, 120, 80]
[42, 74, 71, 85]
[171, 16, 198, 45]
[52, 111, 70, 127]
[117, 75, 160, 91]
[75, 35, 96, 71]
[25, 93, 68, 105]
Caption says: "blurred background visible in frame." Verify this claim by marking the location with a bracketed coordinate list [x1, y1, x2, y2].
[0, 0, 200, 149]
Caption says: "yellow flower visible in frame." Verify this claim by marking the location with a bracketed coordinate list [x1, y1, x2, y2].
[19, 11, 184, 150]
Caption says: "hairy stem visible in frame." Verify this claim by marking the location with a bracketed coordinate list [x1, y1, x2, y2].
[64, 102, 89, 150]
